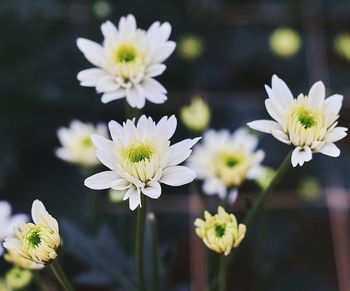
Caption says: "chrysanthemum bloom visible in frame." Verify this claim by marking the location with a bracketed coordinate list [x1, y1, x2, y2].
[188, 128, 264, 201]
[5, 268, 32, 290]
[0, 201, 28, 256]
[3, 200, 61, 269]
[194, 206, 246, 256]
[248, 75, 348, 167]
[84, 115, 200, 210]
[180, 96, 211, 132]
[77, 14, 176, 108]
[56, 120, 108, 167]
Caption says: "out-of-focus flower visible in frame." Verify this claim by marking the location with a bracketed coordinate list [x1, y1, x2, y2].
[255, 167, 275, 190]
[194, 206, 246, 256]
[188, 128, 264, 200]
[180, 96, 211, 132]
[4, 251, 44, 270]
[85, 115, 200, 210]
[77, 14, 176, 108]
[0, 280, 9, 291]
[248, 75, 348, 167]
[298, 176, 322, 202]
[0, 201, 28, 257]
[269, 27, 301, 58]
[108, 189, 127, 203]
[5, 268, 32, 290]
[92, 0, 112, 19]
[334, 32, 350, 62]
[3, 200, 61, 269]
[56, 120, 108, 168]
[178, 34, 204, 60]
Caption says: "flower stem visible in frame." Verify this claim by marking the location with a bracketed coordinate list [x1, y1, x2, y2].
[244, 150, 292, 227]
[135, 195, 147, 291]
[49, 260, 75, 291]
[148, 212, 160, 291]
[219, 255, 227, 291]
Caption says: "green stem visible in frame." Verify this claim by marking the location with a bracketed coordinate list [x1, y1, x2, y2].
[135, 195, 147, 291]
[33, 271, 46, 291]
[48, 260, 75, 291]
[149, 213, 160, 291]
[244, 151, 292, 227]
[218, 255, 227, 291]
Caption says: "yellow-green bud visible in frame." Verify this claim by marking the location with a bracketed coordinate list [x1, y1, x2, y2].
[269, 27, 301, 58]
[180, 97, 211, 132]
[5, 268, 32, 290]
[178, 35, 204, 60]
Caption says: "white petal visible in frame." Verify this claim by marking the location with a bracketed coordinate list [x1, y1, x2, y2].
[308, 81, 325, 108]
[101, 20, 118, 40]
[142, 181, 161, 199]
[202, 178, 227, 198]
[84, 171, 120, 190]
[142, 78, 167, 104]
[147, 21, 172, 42]
[325, 127, 348, 143]
[119, 14, 136, 35]
[146, 64, 166, 78]
[168, 137, 201, 166]
[126, 85, 145, 109]
[150, 41, 176, 63]
[228, 188, 238, 204]
[0, 201, 11, 218]
[128, 188, 141, 211]
[157, 115, 177, 139]
[101, 90, 125, 103]
[31, 200, 47, 225]
[291, 146, 312, 167]
[271, 74, 294, 104]
[110, 179, 130, 190]
[324, 94, 343, 115]
[161, 166, 196, 186]
[76, 38, 105, 67]
[77, 68, 106, 87]
[108, 120, 124, 142]
[271, 129, 291, 144]
[247, 120, 282, 134]
[318, 143, 341, 157]
[96, 75, 119, 93]
[265, 99, 282, 124]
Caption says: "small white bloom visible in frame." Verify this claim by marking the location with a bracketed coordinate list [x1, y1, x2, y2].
[77, 14, 176, 108]
[56, 120, 108, 167]
[248, 75, 348, 167]
[3, 200, 61, 269]
[84, 115, 200, 210]
[0, 201, 28, 257]
[188, 128, 265, 200]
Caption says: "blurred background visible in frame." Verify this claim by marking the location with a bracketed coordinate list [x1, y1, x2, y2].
[1, 0, 350, 290]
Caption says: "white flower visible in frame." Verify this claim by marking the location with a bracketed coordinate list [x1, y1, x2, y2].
[248, 75, 348, 167]
[77, 14, 176, 109]
[56, 120, 108, 167]
[0, 201, 28, 257]
[188, 128, 264, 201]
[3, 200, 61, 269]
[84, 115, 200, 210]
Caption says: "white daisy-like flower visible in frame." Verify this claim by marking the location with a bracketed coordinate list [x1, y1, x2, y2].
[188, 128, 265, 201]
[84, 115, 200, 210]
[56, 120, 108, 167]
[0, 201, 28, 257]
[76, 14, 176, 108]
[248, 75, 348, 167]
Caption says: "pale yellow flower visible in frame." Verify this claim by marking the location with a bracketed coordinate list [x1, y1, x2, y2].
[194, 206, 246, 256]
[178, 35, 204, 60]
[255, 167, 275, 190]
[3, 200, 61, 269]
[269, 27, 301, 58]
[334, 32, 350, 61]
[5, 268, 32, 290]
[180, 97, 210, 132]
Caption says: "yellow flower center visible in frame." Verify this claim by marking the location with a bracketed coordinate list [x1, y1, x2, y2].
[115, 44, 138, 64]
[80, 136, 93, 147]
[297, 108, 317, 129]
[25, 229, 41, 248]
[125, 143, 154, 163]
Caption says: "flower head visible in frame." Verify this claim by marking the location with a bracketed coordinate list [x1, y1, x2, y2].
[77, 14, 176, 108]
[0, 201, 28, 257]
[5, 268, 32, 290]
[269, 27, 301, 58]
[56, 120, 108, 167]
[180, 96, 211, 132]
[248, 75, 348, 167]
[3, 200, 61, 269]
[194, 206, 246, 256]
[84, 115, 200, 210]
[188, 128, 264, 200]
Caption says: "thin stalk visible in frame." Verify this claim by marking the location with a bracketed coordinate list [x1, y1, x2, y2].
[244, 151, 292, 227]
[135, 195, 147, 291]
[149, 212, 160, 291]
[48, 260, 75, 291]
[33, 271, 46, 291]
[218, 255, 227, 291]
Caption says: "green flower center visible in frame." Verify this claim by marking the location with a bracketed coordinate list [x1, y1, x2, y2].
[27, 230, 41, 248]
[214, 224, 226, 238]
[225, 157, 240, 168]
[126, 143, 154, 163]
[81, 136, 92, 147]
[115, 45, 138, 63]
[297, 109, 317, 129]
